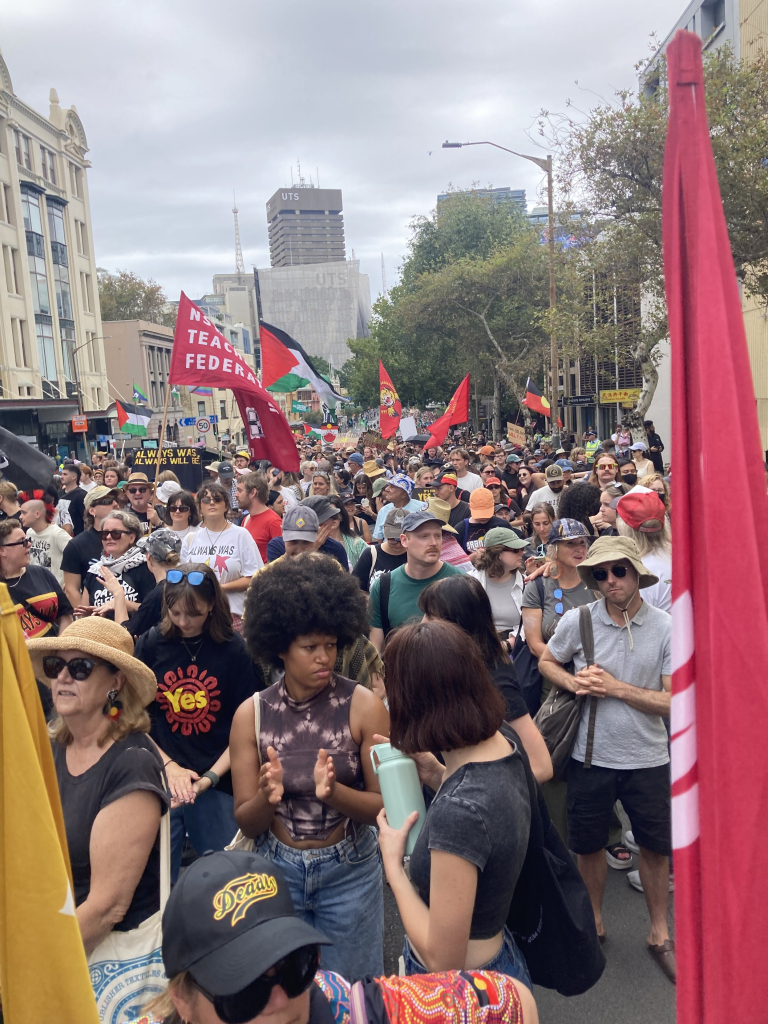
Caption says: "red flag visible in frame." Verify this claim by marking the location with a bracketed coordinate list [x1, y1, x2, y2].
[424, 375, 470, 448]
[170, 293, 299, 471]
[379, 361, 402, 439]
[664, 31, 768, 1023]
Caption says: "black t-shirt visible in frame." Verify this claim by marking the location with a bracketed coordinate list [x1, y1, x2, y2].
[457, 516, 511, 554]
[135, 627, 259, 795]
[84, 560, 156, 611]
[0, 509, 21, 523]
[58, 486, 87, 535]
[3, 564, 73, 639]
[447, 500, 471, 529]
[52, 733, 168, 931]
[409, 724, 531, 939]
[124, 580, 166, 638]
[127, 508, 151, 536]
[60, 528, 104, 584]
[490, 659, 529, 722]
[501, 470, 520, 491]
[352, 544, 408, 593]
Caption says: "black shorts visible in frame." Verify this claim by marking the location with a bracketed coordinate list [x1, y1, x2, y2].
[565, 758, 671, 856]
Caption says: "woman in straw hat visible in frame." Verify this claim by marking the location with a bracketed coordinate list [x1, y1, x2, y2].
[27, 618, 168, 954]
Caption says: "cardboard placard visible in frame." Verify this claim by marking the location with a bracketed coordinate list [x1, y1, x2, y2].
[131, 446, 204, 495]
[507, 423, 526, 446]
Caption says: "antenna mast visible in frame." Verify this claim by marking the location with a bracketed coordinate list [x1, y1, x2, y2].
[381, 253, 387, 298]
[232, 191, 244, 275]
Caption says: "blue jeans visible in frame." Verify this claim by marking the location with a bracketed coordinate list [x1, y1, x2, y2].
[260, 826, 384, 981]
[402, 926, 532, 991]
[170, 788, 238, 883]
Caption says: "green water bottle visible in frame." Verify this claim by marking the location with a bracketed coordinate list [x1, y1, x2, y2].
[371, 743, 426, 856]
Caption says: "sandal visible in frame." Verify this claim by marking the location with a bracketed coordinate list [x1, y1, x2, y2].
[605, 843, 633, 870]
[647, 939, 676, 983]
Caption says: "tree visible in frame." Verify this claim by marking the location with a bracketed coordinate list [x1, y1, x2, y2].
[97, 269, 176, 326]
[538, 43, 768, 434]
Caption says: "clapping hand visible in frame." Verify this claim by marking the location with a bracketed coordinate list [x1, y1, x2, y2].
[314, 748, 336, 801]
[259, 746, 284, 806]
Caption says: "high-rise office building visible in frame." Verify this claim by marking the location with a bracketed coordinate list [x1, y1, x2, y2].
[266, 187, 346, 267]
[437, 186, 527, 211]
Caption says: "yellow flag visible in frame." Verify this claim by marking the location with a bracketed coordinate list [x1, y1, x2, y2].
[0, 584, 100, 1023]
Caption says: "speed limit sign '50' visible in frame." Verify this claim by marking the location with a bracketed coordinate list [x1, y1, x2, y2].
[196, 418, 211, 434]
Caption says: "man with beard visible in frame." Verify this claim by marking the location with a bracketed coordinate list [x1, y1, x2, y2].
[526, 463, 566, 516]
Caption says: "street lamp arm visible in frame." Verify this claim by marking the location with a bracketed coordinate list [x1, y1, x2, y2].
[442, 140, 550, 172]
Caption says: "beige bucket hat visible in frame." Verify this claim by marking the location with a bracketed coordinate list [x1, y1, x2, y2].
[577, 535, 659, 590]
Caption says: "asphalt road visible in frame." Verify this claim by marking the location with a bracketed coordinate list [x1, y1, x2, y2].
[383, 857, 676, 1024]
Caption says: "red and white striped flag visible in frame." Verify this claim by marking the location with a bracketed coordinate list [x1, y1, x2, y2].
[664, 31, 768, 1022]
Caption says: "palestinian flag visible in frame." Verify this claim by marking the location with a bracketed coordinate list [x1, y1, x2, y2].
[522, 377, 552, 418]
[301, 424, 321, 439]
[116, 400, 151, 437]
[260, 321, 345, 403]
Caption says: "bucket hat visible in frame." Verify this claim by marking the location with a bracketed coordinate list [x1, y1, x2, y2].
[577, 535, 659, 589]
[424, 497, 458, 534]
[27, 618, 158, 706]
[389, 473, 414, 498]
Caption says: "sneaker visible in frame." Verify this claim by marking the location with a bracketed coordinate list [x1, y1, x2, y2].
[624, 830, 640, 854]
[628, 869, 675, 893]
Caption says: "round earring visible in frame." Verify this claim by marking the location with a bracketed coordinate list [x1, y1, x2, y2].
[103, 688, 123, 720]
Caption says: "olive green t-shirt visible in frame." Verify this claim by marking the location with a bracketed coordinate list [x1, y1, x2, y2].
[369, 562, 464, 632]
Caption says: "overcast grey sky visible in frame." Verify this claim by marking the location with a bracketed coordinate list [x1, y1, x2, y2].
[4, 0, 676, 302]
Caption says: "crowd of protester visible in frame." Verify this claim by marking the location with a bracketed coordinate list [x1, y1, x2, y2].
[0, 416, 674, 1022]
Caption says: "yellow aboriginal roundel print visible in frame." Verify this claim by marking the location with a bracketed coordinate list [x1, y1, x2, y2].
[380, 382, 400, 419]
[160, 664, 221, 736]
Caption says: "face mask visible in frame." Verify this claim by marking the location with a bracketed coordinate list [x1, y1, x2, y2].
[623, 473, 638, 485]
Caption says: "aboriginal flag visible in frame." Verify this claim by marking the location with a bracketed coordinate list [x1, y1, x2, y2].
[522, 377, 551, 418]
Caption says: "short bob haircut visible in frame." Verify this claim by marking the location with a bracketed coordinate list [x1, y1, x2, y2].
[196, 481, 231, 508]
[102, 509, 142, 544]
[384, 620, 505, 755]
[161, 562, 233, 644]
[418, 574, 506, 668]
[162, 489, 200, 528]
[243, 552, 367, 665]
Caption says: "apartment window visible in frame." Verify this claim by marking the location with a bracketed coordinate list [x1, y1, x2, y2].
[80, 271, 93, 313]
[197, 401, 206, 417]
[47, 202, 67, 246]
[3, 246, 20, 294]
[0, 184, 12, 225]
[13, 129, 32, 170]
[36, 321, 58, 397]
[61, 325, 78, 399]
[92, 387, 98, 408]
[220, 400, 228, 420]
[21, 190, 44, 235]
[69, 162, 82, 199]
[151, 381, 158, 406]
[28, 254, 51, 315]
[86, 330, 99, 372]
[10, 318, 28, 367]
[40, 147, 57, 185]
[242, 327, 252, 355]
[75, 219, 89, 257]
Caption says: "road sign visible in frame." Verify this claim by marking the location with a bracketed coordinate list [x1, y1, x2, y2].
[563, 395, 595, 407]
[196, 418, 211, 433]
[599, 388, 641, 404]
[179, 417, 196, 426]
[71, 415, 88, 432]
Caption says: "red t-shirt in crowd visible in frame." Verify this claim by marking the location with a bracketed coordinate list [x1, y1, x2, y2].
[243, 508, 283, 562]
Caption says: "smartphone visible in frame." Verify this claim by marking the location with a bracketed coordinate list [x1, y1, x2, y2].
[531, 556, 547, 567]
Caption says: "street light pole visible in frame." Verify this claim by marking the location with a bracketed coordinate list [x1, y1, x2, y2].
[442, 141, 559, 442]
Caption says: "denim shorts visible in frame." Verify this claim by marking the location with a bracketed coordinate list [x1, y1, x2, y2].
[402, 926, 532, 991]
[260, 826, 384, 982]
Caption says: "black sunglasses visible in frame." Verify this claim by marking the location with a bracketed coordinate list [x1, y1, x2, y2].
[1, 537, 31, 549]
[169, 504, 191, 513]
[42, 655, 114, 681]
[591, 565, 629, 581]
[201, 495, 225, 504]
[127, 487, 149, 494]
[91, 498, 118, 508]
[102, 529, 132, 540]
[190, 946, 319, 1024]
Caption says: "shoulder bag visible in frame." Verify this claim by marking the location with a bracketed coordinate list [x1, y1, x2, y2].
[88, 783, 171, 1024]
[533, 604, 599, 779]
[506, 726, 606, 995]
[511, 577, 545, 717]
[225, 692, 261, 853]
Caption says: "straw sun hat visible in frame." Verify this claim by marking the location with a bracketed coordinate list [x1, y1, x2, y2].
[27, 618, 157, 706]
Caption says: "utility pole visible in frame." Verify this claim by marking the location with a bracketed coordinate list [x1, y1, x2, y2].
[492, 367, 501, 441]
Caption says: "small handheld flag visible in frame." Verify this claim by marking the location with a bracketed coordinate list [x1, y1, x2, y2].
[132, 381, 148, 404]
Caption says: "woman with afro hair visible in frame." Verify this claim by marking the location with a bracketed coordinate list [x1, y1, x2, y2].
[231, 553, 390, 981]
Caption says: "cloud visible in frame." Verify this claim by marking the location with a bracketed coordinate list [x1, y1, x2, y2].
[3, 0, 672, 301]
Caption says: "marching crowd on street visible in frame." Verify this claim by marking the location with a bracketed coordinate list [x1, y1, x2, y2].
[0, 415, 673, 1024]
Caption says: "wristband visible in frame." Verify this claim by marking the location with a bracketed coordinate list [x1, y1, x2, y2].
[163, 759, 175, 767]
[202, 770, 220, 788]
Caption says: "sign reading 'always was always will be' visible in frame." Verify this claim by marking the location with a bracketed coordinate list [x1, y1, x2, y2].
[131, 447, 204, 493]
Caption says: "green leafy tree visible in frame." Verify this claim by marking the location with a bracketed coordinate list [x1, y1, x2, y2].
[97, 269, 176, 327]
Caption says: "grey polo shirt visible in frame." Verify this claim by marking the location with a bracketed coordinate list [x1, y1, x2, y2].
[547, 598, 671, 770]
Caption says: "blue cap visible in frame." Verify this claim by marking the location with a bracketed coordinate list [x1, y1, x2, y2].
[348, 452, 364, 464]
[555, 459, 574, 471]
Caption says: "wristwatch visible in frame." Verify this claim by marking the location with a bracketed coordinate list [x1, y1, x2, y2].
[201, 770, 219, 788]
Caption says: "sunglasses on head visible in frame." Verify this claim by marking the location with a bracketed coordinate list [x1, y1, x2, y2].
[190, 946, 320, 1024]
[166, 569, 207, 586]
[591, 565, 629, 581]
[42, 655, 114, 681]
[201, 495, 225, 504]
[1, 537, 31, 549]
[169, 504, 191, 513]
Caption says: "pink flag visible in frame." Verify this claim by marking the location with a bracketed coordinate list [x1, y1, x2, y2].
[664, 31, 768, 1022]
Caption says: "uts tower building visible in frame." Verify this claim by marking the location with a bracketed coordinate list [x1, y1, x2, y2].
[266, 188, 345, 267]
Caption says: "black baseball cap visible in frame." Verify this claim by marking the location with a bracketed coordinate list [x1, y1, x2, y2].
[162, 851, 330, 996]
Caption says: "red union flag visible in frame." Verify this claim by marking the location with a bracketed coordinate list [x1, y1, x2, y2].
[170, 293, 299, 470]
[423, 375, 470, 449]
[379, 361, 401, 439]
[663, 31, 768, 1023]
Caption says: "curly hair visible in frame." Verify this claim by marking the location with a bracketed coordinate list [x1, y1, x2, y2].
[557, 482, 601, 527]
[243, 552, 367, 665]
